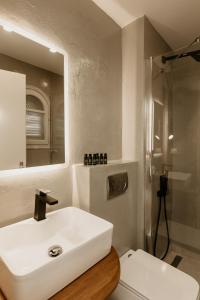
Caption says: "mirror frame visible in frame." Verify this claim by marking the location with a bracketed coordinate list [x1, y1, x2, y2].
[0, 20, 69, 175]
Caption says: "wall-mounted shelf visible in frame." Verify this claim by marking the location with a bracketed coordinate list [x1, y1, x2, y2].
[76, 159, 135, 168]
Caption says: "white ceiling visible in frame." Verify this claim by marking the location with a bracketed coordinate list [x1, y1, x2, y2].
[92, 0, 200, 50]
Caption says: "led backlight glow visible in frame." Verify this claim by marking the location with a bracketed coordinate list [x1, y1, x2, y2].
[2, 25, 13, 32]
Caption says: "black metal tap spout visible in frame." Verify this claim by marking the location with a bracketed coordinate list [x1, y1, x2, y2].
[34, 190, 58, 221]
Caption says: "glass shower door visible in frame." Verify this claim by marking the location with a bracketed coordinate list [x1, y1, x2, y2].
[145, 57, 172, 258]
[146, 52, 200, 272]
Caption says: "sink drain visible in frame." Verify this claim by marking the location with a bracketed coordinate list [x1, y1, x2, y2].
[48, 245, 63, 258]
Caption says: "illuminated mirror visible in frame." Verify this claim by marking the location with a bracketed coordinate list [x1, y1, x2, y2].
[0, 25, 65, 170]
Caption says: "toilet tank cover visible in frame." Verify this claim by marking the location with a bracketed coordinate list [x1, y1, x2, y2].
[120, 249, 199, 300]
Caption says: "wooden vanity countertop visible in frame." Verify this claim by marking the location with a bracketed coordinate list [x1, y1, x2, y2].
[0, 247, 120, 300]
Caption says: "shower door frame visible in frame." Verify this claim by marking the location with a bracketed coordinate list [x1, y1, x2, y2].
[144, 57, 154, 254]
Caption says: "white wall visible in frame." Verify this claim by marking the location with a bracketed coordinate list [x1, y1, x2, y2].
[122, 17, 145, 249]
[122, 17, 144, 161]
[0, 166, 71, 227]
[73, 161, 138, 255]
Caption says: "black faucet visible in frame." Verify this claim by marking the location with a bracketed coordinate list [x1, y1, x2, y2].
[34, 190, 58, 221]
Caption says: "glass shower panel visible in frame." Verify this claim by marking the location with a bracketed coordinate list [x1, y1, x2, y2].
[145, 57, 172, 257]
[169, 57, 200, 252]
[146, 53, 200, 258]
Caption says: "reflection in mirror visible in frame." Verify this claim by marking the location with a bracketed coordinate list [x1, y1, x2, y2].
[153, 98, 164, 157]
[0, 26, 65, 170]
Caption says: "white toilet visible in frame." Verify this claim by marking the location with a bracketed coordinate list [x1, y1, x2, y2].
[110, 249, 200, 300]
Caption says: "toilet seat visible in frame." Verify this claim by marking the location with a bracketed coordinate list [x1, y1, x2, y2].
[110, 249, 200, 300]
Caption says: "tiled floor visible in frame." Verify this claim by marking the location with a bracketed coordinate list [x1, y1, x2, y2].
[165, 243, 200, 285]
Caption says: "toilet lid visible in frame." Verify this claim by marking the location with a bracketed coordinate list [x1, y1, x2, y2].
[120, 249, 199, 300]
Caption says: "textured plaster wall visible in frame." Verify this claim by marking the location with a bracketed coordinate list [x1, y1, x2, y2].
[0, 0, 122, 226]
[122, 17, 145, 249]
[0, 0, 122, 161]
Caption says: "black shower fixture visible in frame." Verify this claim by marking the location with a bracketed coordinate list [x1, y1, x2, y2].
[162, 35, 200, 64]
[162, 49, 200, 64]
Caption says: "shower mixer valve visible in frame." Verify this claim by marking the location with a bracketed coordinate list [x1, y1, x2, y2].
[154, 173, 170, 260]
[157, 174, 168, 198]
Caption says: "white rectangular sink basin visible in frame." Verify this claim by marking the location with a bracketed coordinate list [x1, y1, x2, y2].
[0, 207, 113, 300]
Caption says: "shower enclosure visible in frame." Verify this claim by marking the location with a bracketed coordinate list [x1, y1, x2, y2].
[145, 44, 200, 262]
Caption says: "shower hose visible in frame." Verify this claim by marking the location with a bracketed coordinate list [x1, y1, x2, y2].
[153, 175, 170, 260]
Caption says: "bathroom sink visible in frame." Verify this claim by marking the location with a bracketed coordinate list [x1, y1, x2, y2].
[0, 207, 113, 300]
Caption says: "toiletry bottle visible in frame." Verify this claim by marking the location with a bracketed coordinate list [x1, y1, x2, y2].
[96, 153, 100, 165]
[88, 154, 92, 165]
[103, 153, 107, 164]
[84, 154, 88, 166]
[92, 154, 96, 165]
[100, 153, 104, 164]
[19, 161, 24, 168]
